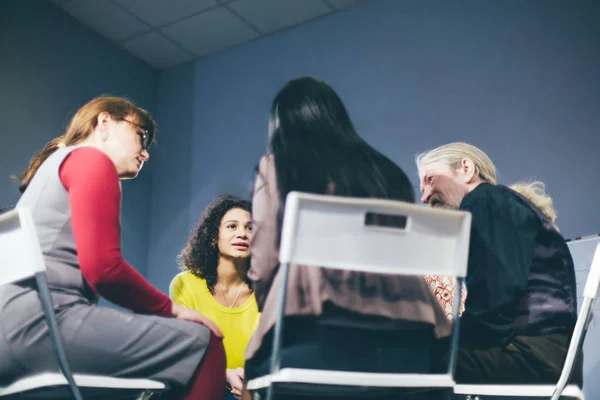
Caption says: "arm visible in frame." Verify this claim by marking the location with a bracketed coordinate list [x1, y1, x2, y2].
[459, 190, 539, 346]
[60, 148, 172, 316]
[247, 155, 281, 311]
[169, 275, 194, 309]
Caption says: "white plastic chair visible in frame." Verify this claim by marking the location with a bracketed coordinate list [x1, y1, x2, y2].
[0, 208, 166, 399]
[453, 243, 600, 400]
[245, 191, 472, 399]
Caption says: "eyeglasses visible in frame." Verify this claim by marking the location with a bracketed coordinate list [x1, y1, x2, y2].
[117, 118, 151, 150]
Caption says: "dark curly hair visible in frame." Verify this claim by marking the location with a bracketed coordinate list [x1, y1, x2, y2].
[178, 194, 252, 293]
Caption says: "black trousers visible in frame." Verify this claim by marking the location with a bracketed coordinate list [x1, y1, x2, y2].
[435, 333, 583, 386]
[245, 316, 447, 400]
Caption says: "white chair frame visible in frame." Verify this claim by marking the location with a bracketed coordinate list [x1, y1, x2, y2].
[246, 192, 472, 400]
[453, 243, 600, 400]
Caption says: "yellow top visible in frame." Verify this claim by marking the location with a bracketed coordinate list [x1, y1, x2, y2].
[169, 271, 260, 369]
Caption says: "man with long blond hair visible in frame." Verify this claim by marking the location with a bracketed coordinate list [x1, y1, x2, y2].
[416, 142, 581, 386]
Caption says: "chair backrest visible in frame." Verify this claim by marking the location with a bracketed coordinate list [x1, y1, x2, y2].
[0, 208, 46, 286]
[266, 192, 472, 398]
[279, 191, 472, 277]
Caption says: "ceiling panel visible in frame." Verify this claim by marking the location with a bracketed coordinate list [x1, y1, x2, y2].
[161, 6, 259, 57]
[113, 0, 219, 27]
[48, 0, 371, 70]
[62, 0, 150, 42]
[229, 0, 332, 34]
[121, 32, 195, 69]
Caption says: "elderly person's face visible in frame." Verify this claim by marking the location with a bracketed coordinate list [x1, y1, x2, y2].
[418, 160, 473, 210]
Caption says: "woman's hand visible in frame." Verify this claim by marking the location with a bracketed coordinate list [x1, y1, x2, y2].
[171, 303, 224, 338]
[226, 367, 245, 399]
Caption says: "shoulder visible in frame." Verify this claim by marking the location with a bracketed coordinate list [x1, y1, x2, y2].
[258, 154, 275, 174]
[59, 147, 118, 188]
[461, 183, 539, 226]
[255, 154, 278, 193]
[66, 147, 113, 165]
[170, 271, 208, 297]
[461, 183, 517, 210]
[62, 147, 116, 177]
[171, 270, 204, 286]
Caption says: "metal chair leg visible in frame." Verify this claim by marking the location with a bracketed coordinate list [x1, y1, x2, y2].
[35, 272, 83, 400]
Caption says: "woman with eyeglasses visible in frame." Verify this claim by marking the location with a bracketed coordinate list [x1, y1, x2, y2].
[0, 96, 225, 400]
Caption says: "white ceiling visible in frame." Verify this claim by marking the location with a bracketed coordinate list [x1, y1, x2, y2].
[48, 0, 368, 70]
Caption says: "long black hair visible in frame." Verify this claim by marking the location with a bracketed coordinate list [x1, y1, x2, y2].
[267, 77, 414, 236]
[178, 194, 252, 292]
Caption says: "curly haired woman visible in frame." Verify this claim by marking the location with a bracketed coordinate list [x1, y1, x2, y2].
[170, 194, 260, 400]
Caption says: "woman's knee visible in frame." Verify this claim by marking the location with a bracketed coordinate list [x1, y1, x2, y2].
[203, 333, 226, 369]
[210, 333, 226, 356]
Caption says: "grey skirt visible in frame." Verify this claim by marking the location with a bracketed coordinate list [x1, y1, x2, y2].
[0, 284, 210, 388]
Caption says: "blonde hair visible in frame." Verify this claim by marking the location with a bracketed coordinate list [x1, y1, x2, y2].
[415, 142, 497, 185]
[510, 181, 557, 222]
[16, 96, 156, 193]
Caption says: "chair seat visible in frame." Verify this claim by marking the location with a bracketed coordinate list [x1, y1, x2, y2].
[454, 383, 584, 399]
[0, 372, 166, 397]
[247, 368, 455, 390]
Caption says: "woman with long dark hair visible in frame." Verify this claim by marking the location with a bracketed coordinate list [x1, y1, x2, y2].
[243, 77, 450, 399]
[171, 194, 260, 399]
